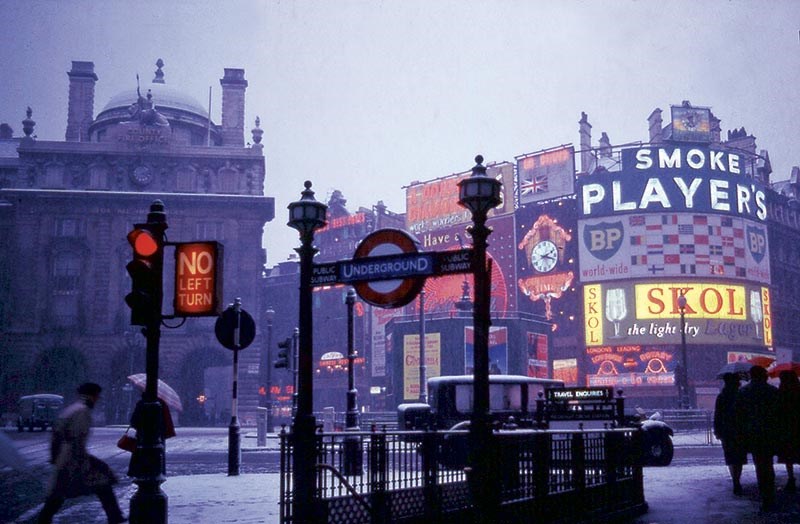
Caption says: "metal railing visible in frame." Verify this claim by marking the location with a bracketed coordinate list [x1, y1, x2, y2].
[279, 425, 647, 523]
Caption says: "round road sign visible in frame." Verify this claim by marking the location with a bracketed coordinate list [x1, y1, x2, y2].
[352, 229, 425, 308]
[215, 306, 256, 350]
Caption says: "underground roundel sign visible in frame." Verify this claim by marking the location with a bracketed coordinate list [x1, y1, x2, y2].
[351, 229, 425, 309]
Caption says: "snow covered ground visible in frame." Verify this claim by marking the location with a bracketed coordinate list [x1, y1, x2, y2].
[10, 430, 800, 523]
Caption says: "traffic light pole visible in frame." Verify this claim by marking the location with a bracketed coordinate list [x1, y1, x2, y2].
[129, 201, 168, 524]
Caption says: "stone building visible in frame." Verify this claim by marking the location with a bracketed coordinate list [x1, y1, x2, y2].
[0, 60, 274, 426]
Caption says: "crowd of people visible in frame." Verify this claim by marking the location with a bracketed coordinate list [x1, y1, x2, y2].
[714, 365, 800, 513]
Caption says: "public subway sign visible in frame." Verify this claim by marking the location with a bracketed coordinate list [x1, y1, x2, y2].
[173, 242, 224, 316]
[583, 281, 772, 348]
[578, 145, 767, 221]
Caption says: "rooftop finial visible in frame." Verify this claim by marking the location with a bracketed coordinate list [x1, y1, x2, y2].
[153, 58, 165, 84]
[22, 107, 35, 138]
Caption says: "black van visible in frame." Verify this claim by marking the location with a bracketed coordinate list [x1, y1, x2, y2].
[17, 394, 64, 432]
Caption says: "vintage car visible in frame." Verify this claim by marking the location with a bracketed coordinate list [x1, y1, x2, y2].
[17, 394, 63, 432]
[398, 376, 673, 467]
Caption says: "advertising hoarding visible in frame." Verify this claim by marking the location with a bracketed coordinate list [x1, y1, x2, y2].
[465, 327, 508, 375]
[670, 105, 712, 143]
[402, 333, 442, 400]
[516, 201, 578, 324]
[584, 281, 773, 347]
[527, 332, 549, 378]
[578, 213, 770, 284]
[585, 344, 676, 388]
[578, 145, 767, 222]
[407, 215, 516, 315]
[553, 358, 578, 386]
[405, 162, 514, 236]
[517, 146, 576, 205]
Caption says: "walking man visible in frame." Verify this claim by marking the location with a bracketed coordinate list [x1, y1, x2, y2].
[38, 382, 127, 524]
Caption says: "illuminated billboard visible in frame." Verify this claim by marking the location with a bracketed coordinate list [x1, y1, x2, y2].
[585, 345, 676, 388]
[516, 201, 578, 324]
[405, 162, 514, 235]
[578, 213, 770, 284]
[578, 145, 767, 222]
[584, 281, 772, 347]
[517, 145, 576, 205]
[409, 215, 516, 315]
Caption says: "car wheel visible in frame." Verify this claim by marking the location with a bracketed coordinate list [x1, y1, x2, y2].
[647, 436, 674, 466]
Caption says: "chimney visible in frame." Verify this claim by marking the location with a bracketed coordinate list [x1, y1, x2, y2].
[219, 68, 248, 147]
[647, 108, 663, 144]
[710, 112, 721, 144]
[598, 132, 612, 158]
[65, 61, 98, 142]
[579, 112, 593, 174]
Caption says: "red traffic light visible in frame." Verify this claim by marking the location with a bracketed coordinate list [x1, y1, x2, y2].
[128, 228, 159, 257]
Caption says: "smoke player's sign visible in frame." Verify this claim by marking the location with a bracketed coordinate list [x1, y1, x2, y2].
[174, 241, 224, 316]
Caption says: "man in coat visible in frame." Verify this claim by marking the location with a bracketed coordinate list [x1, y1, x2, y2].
[735, 365, 779, 512]
[38, 382, 127, 524]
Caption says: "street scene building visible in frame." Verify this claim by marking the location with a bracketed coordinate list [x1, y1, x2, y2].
[0, 59, 274, 426]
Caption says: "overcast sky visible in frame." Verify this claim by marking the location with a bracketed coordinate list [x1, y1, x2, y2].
[1, 0, 799, 263]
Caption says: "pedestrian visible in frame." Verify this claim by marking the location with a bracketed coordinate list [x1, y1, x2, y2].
[735, 365, 779, 512]
[714, 372, 746, 495]
[38, 382, 127, 524]
[777, 370, 800, 493]
[127, 398, 176, 479]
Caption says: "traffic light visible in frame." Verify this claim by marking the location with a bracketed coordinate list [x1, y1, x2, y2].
[274, 337, 291, 369]
[125, 225, 163, 326]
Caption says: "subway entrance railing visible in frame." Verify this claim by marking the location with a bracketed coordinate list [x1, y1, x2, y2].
[278, 425, 648, 524]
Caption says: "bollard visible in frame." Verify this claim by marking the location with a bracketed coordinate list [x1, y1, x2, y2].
[257, 407, 267, 447]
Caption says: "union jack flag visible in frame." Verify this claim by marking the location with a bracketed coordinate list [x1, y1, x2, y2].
[520, 172, 549, 195]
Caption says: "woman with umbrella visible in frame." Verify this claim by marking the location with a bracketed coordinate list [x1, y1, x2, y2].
[776, 370, 800, 492]
[125, 375, 180, 479]
[714, 372, 746, 496]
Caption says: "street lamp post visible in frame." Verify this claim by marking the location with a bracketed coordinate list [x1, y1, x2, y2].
[458, 155, 502, 521]
[345, 289, 360, 430]
[288, 181, 327, 524]
[677, 292, 690, 409]
[418, 288, 427, 403]
[263, 306, 275, 433]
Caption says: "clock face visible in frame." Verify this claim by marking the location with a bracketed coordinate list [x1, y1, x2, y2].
[531, 240, 558, 273]
[131, 166, 153, 186]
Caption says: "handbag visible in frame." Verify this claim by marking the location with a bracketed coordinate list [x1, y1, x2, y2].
[117, 427, 137, 452]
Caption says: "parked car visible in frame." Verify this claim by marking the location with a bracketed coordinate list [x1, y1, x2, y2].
[625, 409, 674, 467]
[17, 394, 63, 432]
[398, 377, 674, 467]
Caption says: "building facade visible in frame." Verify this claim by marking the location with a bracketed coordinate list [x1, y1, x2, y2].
[0, 60, 274, 425]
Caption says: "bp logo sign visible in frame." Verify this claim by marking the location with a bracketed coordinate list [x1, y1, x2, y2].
[746, 225, 767, 263]
[583, 221, 624, 261]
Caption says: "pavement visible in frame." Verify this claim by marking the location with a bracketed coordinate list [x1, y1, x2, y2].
[11, 429, 800, 523]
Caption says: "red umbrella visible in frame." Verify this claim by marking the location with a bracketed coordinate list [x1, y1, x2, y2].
[767, 362, 800, 378]
[127, 374, 183, 412]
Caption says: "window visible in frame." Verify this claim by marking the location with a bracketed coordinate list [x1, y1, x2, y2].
[54, 218, 85, 238]
[52, 294, 79, 327]
[52, 252, 81, 291]
[196, 221, 223, 241]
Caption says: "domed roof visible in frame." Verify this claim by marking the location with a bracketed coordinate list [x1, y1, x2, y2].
[99, 59, 208, 119]
[101, 83, 208, 119]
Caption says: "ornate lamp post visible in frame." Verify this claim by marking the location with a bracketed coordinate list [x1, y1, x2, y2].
[287, 181, 327, 524]
[262, 306, 275, 433]
[677, 292, 690, 409]
[457, 155, 502, 520]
